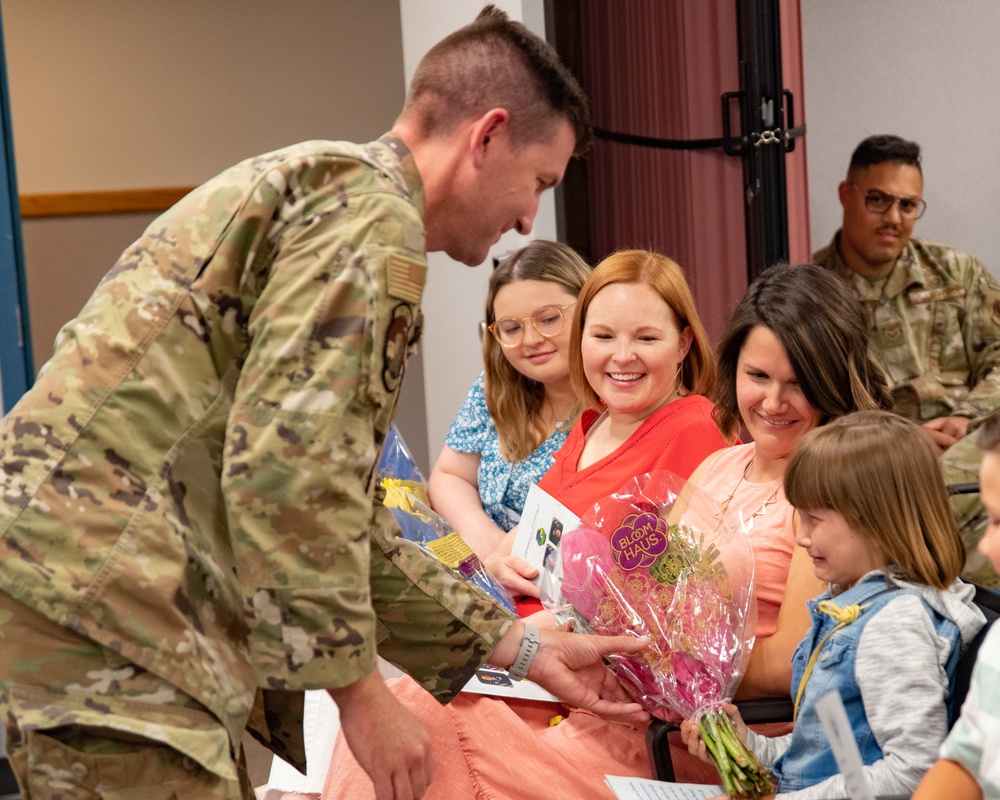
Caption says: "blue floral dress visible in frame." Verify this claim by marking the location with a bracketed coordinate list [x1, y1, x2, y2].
[445, 373, 568, 532]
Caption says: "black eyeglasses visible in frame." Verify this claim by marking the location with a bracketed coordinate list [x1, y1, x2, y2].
[487, 303, 575, 347]
[850, 183, 927, 220]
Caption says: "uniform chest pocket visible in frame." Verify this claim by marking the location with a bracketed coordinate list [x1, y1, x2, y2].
[799, 637, 853, 698]
[930, 297, 970, 375]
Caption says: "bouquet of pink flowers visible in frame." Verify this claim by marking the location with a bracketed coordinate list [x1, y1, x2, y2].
[540, 470, 774, 799]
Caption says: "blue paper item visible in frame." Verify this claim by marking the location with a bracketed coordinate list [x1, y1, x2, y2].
[378, 424, 427, 485]
[378, 426, 516, 613]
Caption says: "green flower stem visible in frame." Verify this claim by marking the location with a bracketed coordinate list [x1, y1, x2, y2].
[698, 710, 776, 800]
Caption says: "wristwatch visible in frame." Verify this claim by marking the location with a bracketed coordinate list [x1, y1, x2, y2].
[508, 623, 541, 681]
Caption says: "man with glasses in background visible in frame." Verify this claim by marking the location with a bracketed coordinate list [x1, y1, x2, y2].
[815, 133, 1000, 587]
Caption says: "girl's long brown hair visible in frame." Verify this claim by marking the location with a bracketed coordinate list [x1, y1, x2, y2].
[786, 411, 964, 589]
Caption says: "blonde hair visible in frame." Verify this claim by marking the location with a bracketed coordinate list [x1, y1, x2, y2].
[785, 410, 965, 589]
[483, 240, 592, 461]
[568, 250, 716, 410]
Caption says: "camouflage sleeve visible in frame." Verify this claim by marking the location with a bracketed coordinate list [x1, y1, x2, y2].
[367, 501, 514, 702]
[221, 190, 513, 694]
[222, 203, 402, 692]
[955, 255, 1000, 419]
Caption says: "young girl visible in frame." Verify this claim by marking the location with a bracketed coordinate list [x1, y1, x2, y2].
[682, 410, 986, 799]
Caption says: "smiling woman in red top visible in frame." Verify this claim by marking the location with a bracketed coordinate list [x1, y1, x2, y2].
[486, 249, 731, 601]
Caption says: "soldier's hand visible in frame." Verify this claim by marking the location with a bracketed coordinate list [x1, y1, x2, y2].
[491, 621, 651, 725]
[922, 416, 971, 451]
[330, 670, 435, 800]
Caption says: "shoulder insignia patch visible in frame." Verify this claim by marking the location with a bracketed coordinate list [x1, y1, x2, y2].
[878, 323, 904, 349]
[383, 303, 414, 392]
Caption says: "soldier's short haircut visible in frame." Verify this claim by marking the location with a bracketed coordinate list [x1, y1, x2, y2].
[402, 5, 592, 155]
[848, 134, 922, 176]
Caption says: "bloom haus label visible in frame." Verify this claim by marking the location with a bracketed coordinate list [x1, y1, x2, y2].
[610, 511, 668, 570]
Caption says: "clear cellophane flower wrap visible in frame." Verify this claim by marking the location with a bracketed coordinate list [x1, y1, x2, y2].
[378, 425, 516, 613]
[540, 470, 775, 799]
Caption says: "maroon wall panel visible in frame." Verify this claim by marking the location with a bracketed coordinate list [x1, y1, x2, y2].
[781, 0, 812, 264]
[575, 0, 808, 341]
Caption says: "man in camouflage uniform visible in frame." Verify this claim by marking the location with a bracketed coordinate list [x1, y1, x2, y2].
[0, 8, 649, 800]
[814, 134, 1000, 587]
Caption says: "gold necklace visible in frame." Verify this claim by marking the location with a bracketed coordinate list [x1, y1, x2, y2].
[718, 458, 779, 533]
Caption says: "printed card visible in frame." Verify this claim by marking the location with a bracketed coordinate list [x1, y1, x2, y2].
[460, 665, 561, 702]
[509, 484, 580, 588]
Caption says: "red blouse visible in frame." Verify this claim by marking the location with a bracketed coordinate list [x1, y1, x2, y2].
[518, 395, 730, 616]
[537, 394, 728, 516]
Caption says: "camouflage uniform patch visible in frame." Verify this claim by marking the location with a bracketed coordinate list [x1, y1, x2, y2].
[382, 303, 414, 392]
[816, 234, 1000, 586]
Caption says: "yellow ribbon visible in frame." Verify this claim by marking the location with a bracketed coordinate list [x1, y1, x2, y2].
[380, 477, 430, 515]
[815, 600, 864, 625]
[792, 601, 868, 720]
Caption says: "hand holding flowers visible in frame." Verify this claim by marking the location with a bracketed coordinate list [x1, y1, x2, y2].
[681, 702, 775, 800]
[541, 471, 776, 798]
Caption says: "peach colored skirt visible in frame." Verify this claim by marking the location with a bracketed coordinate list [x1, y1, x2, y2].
[321, 675, 735, 800]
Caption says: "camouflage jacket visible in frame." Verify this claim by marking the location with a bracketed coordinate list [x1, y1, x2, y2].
[815, 234, 1000, 422]
[0, 135, 512, 773]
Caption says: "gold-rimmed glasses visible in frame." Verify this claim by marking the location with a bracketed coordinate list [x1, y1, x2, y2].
[487, 303, 576, 347]
[849, 183, 927, 219]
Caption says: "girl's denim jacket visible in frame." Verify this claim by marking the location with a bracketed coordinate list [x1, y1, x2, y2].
[773, 573, 961, 792]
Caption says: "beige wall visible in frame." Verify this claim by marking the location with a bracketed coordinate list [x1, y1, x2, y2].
[802, 1, 1000, 274]
[2, 0, 431, 469]
[4, 1, 406, 191]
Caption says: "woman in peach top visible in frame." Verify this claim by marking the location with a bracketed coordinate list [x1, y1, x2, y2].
[690, 263, 891, 700]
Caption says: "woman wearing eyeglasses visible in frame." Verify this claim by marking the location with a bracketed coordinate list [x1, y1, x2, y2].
[486, 249, 730, 604]
[428, 239, 591, 558]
